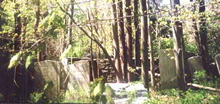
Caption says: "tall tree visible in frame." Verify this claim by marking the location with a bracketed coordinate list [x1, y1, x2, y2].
[117, 0, 127, 82]
[198, 0, 210, 75]
[14, 1, 22, 51]
[112, 0, 123, 82]
[171, 0, 186, 90]
[34, 0, 40, 37]
[147, 0, 156, 90]
[68, 0, 74, 45]
[34, 0, 42, 61]
[140, 0, 150, 89]
[134, 0, 141, 80]
[125, 0, 134, 82]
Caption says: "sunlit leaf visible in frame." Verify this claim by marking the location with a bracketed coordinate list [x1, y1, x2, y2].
[25, 54, 35, 69]
[92, 82, 104, 97]
[59, 45, 72, 60]
[8, 51, 22, 70]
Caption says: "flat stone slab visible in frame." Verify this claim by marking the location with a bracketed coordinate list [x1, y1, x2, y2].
[106, 83, 149, 104]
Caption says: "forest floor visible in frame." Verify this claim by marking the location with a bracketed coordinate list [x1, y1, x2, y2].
[146, 88, 220, 104]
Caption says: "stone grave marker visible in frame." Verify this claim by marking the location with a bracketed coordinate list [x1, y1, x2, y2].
[34, 60, 90, 101]
[62, 60, 90, 101]
[187, 56, 204, 78]
[34, 60, 63, 100]
[64, 60, 90, 91]
[159, 50, 178, 89]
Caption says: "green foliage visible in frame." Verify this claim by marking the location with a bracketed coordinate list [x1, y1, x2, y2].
[146, 77, 220, 104]
[91, 82, 104, 97]
[60, 45, 72, 60]
[29, 92, 44, 103]
[146, 88, 220, 104]
[179, 89, 220, 104]
[193, 70, 207, 84]
[61, 78, 115, 103]
[29, 81, 53, 103]
[185, 43, 197, 54]
[25, 52, 36, 69]
[128, 67, 136, 73]
[8, 51, 22, 70]
[89, 77, 115, 104]
[160, 38, 173, 50]
[63, 88, 92, 103]
[105, 84, 115, 103]
[193, 71, 220, 88]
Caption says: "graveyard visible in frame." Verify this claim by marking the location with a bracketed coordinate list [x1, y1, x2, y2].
[0, 0, 220, 103]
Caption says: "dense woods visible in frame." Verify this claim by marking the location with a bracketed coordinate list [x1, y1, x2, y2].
[0, 0, 220, 103]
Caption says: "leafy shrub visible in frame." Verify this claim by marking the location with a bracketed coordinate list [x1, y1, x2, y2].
[185, 43, 197, 54]
[63, 88, 92, 103]
[193, 70, 207, 84]
[29, 81, 54, 103]
[160, 38, 174, 50]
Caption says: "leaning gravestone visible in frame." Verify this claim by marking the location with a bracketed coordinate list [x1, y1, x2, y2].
[62, 60, 90, 101]
[159, 50, 178, 89]
[215, 54, 220, 76]
[64, 60, 90, 91]
[34, 60, 90, 101]
[187, 56, 204, 78]
[34, 60, 63, 100]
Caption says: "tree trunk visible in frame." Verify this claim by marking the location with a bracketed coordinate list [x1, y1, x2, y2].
[134, 0, 141, 70]
[112, 0, 123, 82]
[117, 0, 127, 82]
[68, 0, 74, 45]
[147, 0, 156, 90]
[34, 0, 42, 61]
[14, 2, 22, 51]
[171, 0, 186, 90]
[59, 4, 118, 83]
[140, 0, 150, 89]
[125, 0, 134, 82]
[198, 0, 210, 76]
[34, 0, 40, 37]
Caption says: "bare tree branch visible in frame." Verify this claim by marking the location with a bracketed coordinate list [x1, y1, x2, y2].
[56, 1, 118, 74]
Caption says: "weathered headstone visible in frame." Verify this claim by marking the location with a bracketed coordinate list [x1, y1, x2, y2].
[34, 60, 63, 100]
[64, 60, 90, 91]
[63, 60, 90, 101]
[187, 56, 204, 78]
[34, 60, 91, 101]
[215, 54, 220, 76]
[159, 50, 178, 89]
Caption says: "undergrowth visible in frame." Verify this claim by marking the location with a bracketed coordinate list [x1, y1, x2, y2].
[146, 71, 220, 104]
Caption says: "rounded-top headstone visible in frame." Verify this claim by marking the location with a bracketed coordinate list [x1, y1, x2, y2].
[188, 56, 204, 78]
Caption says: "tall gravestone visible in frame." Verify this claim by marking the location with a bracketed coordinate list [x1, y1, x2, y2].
[64, 60, 90, 91]
[159, 50, 178, 89]
[63, 60, 90, 101]
[215, 54, 220, 76]
[34, 60, 63, 100]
